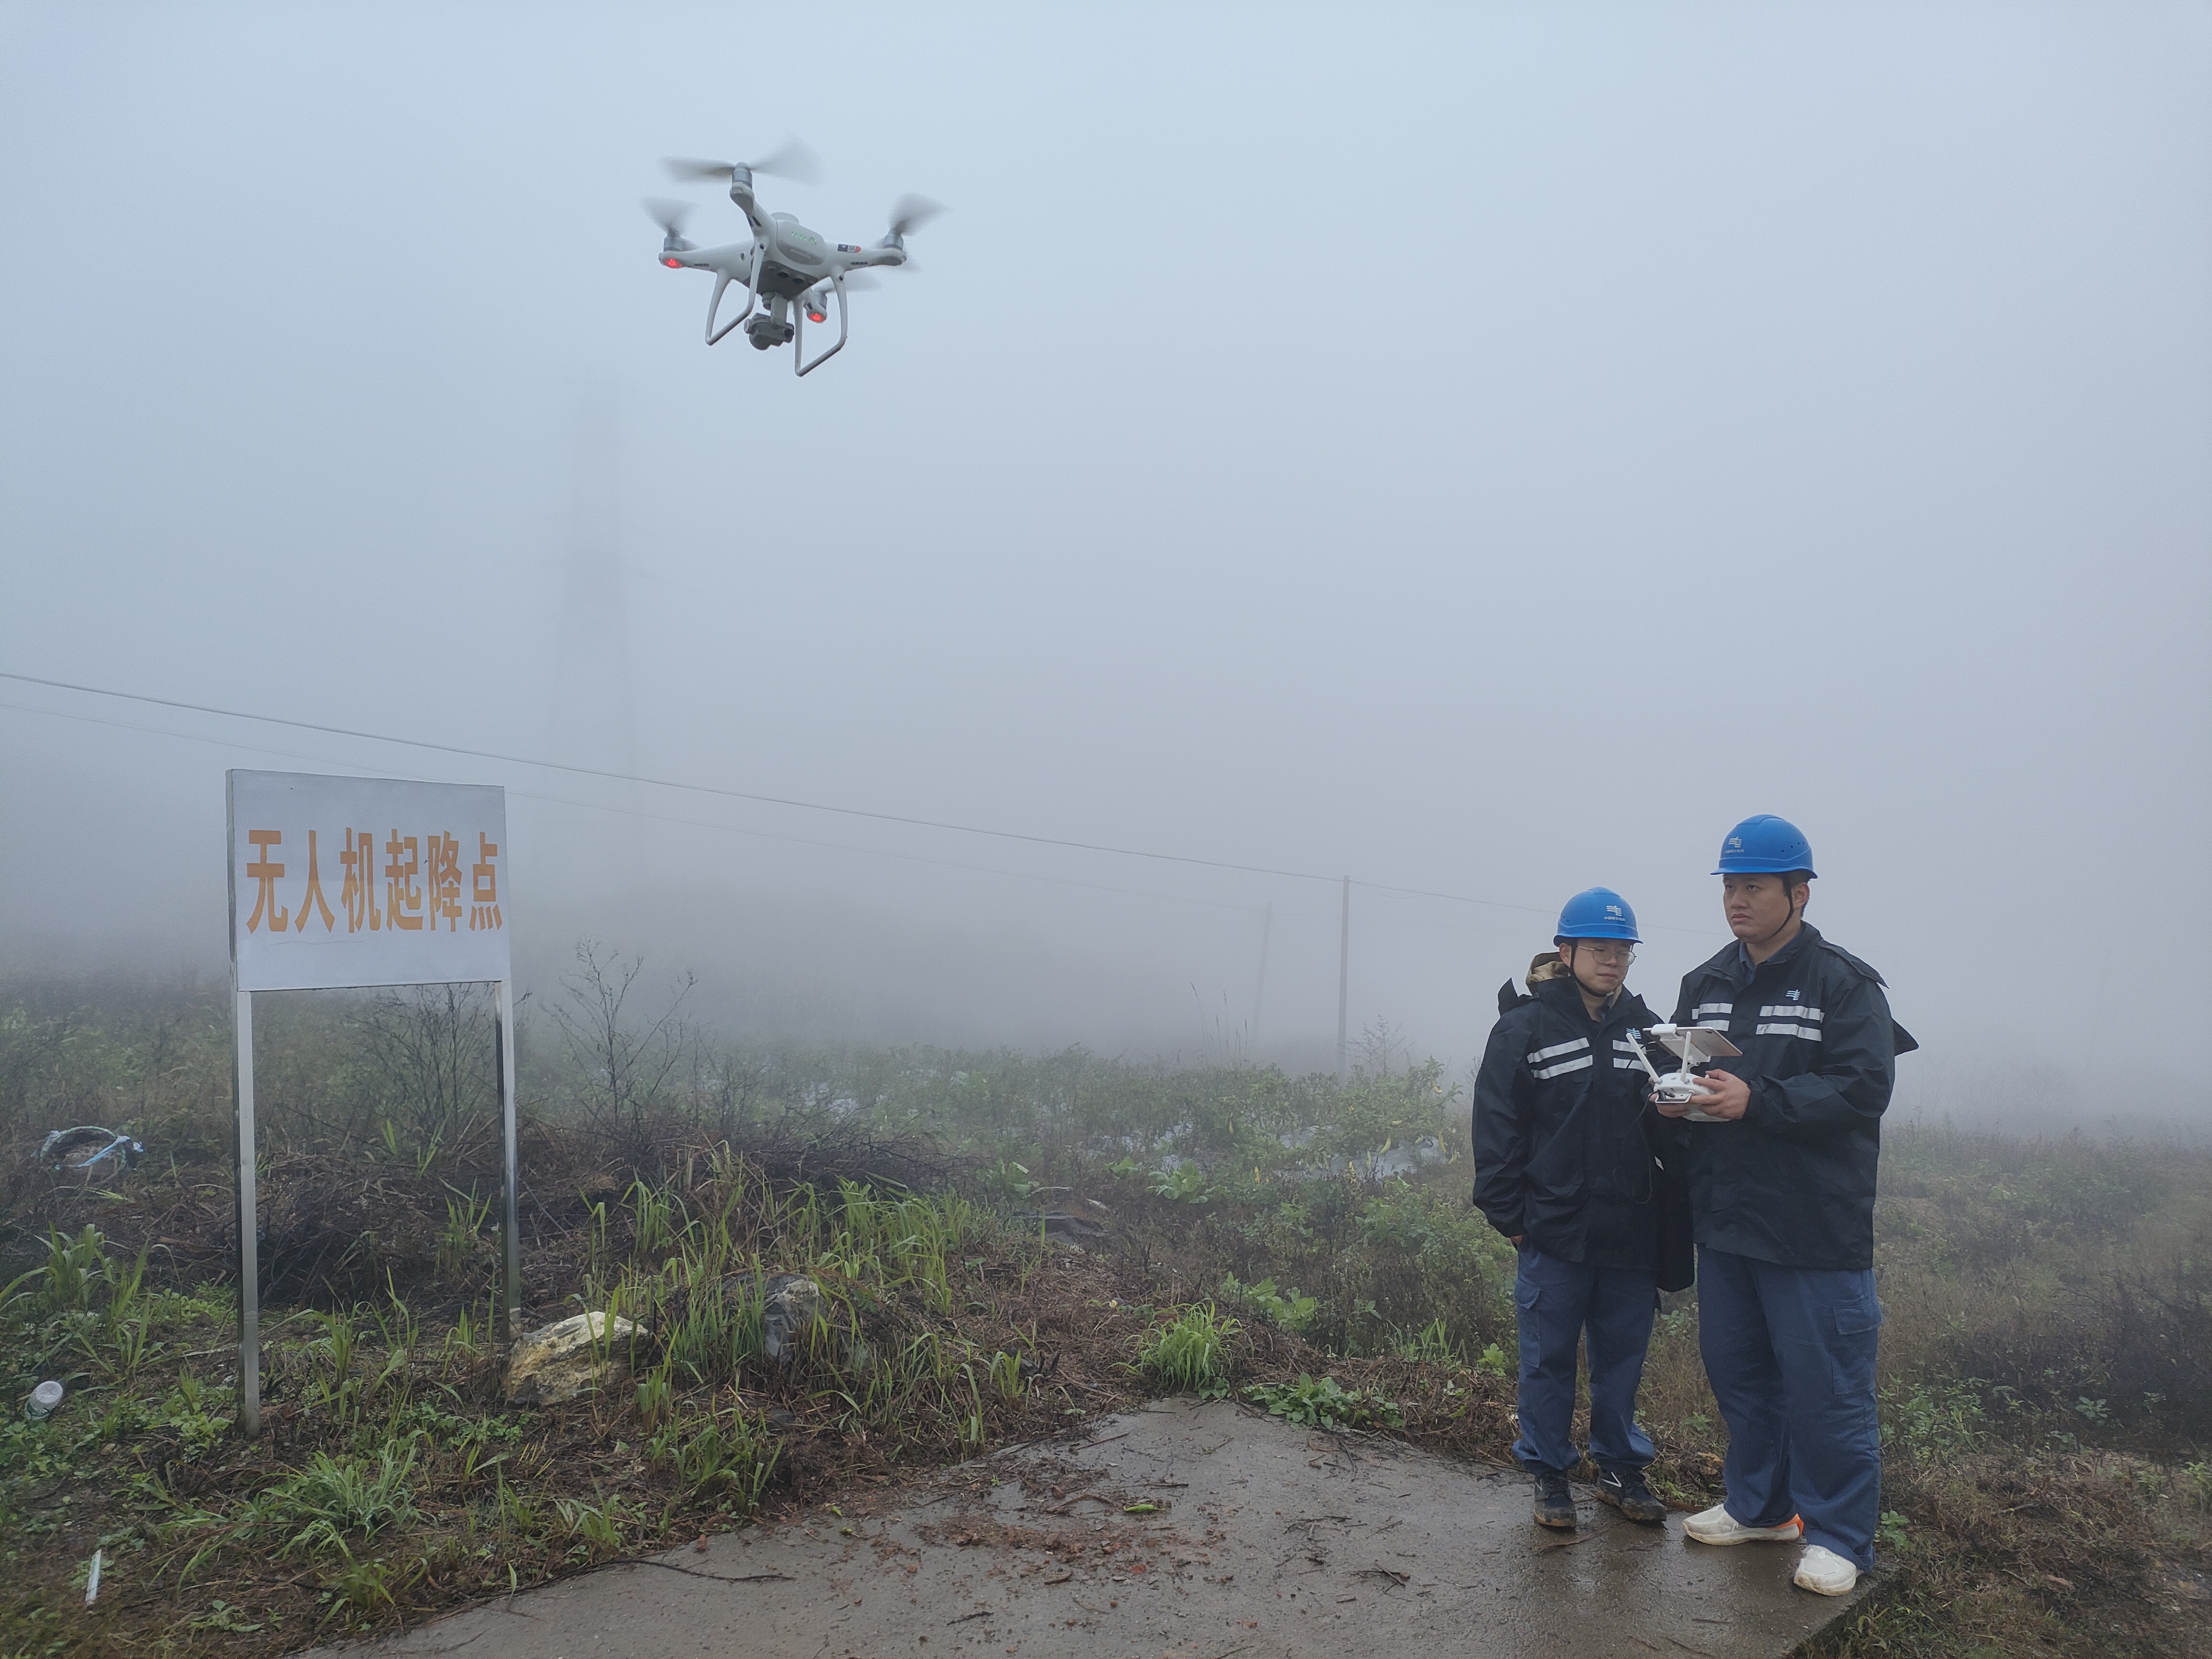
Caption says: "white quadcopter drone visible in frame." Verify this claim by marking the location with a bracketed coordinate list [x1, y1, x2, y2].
[1625, 1025, 1744, 1124]
[646, 141, 942, 376]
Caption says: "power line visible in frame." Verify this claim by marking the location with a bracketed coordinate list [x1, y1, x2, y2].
[0, 669, 1342, 885]
[0, 668, 1550, 916]
[0, 697, 1336, 923]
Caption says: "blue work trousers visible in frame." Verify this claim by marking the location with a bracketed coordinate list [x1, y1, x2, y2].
[1697, 1245, 1883, 1569]
[1510, 1245, 1658, 1475]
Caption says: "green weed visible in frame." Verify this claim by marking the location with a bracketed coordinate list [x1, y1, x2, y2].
[1221, 1273, 1320, 1336]
[243, 1448, 424, 1560]
[1882, 1378, 1988, 1460]
[40, 1224, 111, 1313]
[981, 1159, 1038, 1201]
[189, 1599, 265, 1633]
[1137, 1303, 1239, 1400]
[494, 1474, 544, 1544]
[161, 1373, 232, 1458]
[1147, 1163, 1211, 1204]
[437, 1190, 493, 1282]
[555, 1495, 628, 1555]
[2181, 1461, 2212, 1511]
[956, 1362, 988, 1450]
[1392, 1316, 1458, 1366]
[1242, 1373, 1404, 1431]
[988, 1349, 1028, 1404]
[1357, 1189, 1436, 1254]
[319, 1555, 415, 1626]
[636, 1361, 676, 1430]
[647, 1402, 779, 1508]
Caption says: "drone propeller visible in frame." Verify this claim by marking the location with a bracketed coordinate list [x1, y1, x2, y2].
[883, 193, 944, 243]
[642, 198, 692, 239]
[664, 139, 824, 187]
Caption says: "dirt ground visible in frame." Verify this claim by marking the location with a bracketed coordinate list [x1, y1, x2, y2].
[302, 1397, 1868, 1659]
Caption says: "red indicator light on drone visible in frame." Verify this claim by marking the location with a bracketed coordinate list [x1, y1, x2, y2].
[661, 257, 682, 268]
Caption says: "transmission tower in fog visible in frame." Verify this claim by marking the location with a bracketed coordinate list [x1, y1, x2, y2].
[548, 392, 642, 789]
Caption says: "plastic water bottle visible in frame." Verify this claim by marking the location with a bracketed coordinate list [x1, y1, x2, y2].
[26, 1381, 64, 1419]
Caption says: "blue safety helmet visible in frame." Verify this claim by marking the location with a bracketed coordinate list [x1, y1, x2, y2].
[1713, 814, 1817, 878]
[1555, 887, 1641, 942]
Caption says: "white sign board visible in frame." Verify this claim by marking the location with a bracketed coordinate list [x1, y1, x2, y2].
[226, 769, 512, 992]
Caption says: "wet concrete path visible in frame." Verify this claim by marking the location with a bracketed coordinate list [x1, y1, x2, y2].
[307, 1398, 1868, 1659]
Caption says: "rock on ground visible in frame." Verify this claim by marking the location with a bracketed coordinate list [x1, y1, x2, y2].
[502, 1312, 639, 1407]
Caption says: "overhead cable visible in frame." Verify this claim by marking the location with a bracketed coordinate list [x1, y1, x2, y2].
[0, 668, 1554, 918]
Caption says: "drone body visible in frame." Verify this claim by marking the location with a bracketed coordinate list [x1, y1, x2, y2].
[648, 144, 940, 376]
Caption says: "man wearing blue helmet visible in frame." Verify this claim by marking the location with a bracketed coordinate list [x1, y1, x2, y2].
[1659, 815, 1916, 1598]
[1474, 888, 1692, 1532]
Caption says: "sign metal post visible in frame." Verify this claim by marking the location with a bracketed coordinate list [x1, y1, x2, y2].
[231, 988, 260, 1435]
[495, 977, 521, 1338]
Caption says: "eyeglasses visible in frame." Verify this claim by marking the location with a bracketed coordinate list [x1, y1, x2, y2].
[1566, 942, 1637, 964]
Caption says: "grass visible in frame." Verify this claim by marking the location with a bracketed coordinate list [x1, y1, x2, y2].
[1, 966, 2208, 1658]
[0, 1149, 1173, 1653]
[1136, 1303, 1239, 1400]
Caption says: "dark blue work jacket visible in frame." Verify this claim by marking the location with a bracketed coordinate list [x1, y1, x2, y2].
[1669, 924, 1917, 1272]
[1473, 973, 1690, 1285]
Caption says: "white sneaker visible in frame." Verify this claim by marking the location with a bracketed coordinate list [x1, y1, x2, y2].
[1682, 1502, 1803, 1545]
[1793, 1543, 1860, 1596]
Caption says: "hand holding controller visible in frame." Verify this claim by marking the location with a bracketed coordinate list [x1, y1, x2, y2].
[1626, 1024, 1745, 1123]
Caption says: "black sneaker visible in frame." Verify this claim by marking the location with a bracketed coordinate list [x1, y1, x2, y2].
[1594, 1466, 1668, 1524]
[1532, 1469, 1577, 1529]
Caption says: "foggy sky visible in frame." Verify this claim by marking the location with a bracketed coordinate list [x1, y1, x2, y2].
[2, 3, 2208, 1128]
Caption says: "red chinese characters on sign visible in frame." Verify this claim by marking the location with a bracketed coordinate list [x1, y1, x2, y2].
[248, 827, 502, 940]
[470, 832, 502, 931]
[340, 829, 381, 932]
[426, 833, 464, 932]
[244, 830, 288, 933]
[385, 831, 423, 931]
[294, 830, 337, 932]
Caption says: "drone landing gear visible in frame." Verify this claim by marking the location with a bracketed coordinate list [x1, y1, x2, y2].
[705, 254, 764, 346]
[793, 276, 848, 377]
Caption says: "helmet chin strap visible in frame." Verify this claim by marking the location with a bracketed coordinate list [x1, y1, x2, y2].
[1561, 941, 1624, 1009]
[1741, 889, 1804, 955]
